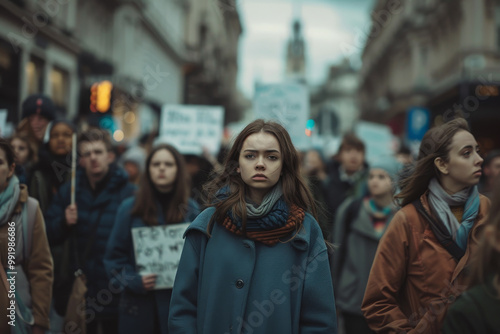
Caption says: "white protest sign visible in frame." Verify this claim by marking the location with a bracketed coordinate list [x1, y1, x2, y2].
[0, 110, 7, 137]
[131, 222, 190, 290]
[159, 105, 224, 155]
[253, 83, 310, 150]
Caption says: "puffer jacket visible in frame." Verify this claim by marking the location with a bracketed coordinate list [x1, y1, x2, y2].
[44, 165, 135, 316]
[362, 192, 490, 334]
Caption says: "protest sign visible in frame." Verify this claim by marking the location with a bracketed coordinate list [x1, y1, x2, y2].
[0, 110, 7, 137]
[253, 83, 310, 150]
[131, 222, 190, 290]
[159, 105, 224, 155]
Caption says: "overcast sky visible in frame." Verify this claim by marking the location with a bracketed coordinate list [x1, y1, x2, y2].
[237, 0, 374, 98]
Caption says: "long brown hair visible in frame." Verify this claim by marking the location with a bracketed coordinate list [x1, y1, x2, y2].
[396, 118, 470, 207]
[204, 119, 318, 234]
[131, 144, 190, 225]
[467, 176, 500, 294]
[9, 131, 39, 165]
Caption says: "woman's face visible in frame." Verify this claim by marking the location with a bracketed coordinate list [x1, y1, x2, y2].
[11, 138, 29, 165]
[0, 148, 15, 193]
[49, 123, 73, 156]
[438, 130, 483, 193]
[237, 131, 283, 204]
[149, 149, 178, 193]
[304, 150, 324, 175]
[368, 168, 392, 197]
[29, 114, 50, 141]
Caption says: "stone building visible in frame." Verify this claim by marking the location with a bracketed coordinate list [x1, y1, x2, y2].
[183, 0, 249, 124]
[310, 58, 359, 136]
[359, 0, 500, 150]
[0, 0, 246, 139]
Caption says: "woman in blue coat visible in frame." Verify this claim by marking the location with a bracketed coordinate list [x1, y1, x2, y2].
[169, 119, 337, 334]
[104, 143, 200, 334]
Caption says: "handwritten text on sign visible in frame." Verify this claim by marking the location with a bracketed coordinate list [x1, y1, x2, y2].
[131, 222, 190, 290]
[159, 105, 224, 156]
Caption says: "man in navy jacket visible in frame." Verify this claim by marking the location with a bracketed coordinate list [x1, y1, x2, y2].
[45, 128, 136, 334]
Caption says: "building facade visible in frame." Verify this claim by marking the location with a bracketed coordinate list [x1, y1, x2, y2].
[310, 58, 359, 137]
[183, 0, 249, 124]
[0, 0, 246, 139]
[0, 0, 80, 125]
[359, 0, 500, 151]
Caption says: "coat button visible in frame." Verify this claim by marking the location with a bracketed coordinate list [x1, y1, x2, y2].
[236, 279, 244, 289]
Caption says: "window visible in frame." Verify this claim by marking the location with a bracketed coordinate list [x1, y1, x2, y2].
[51, 67, 69, 114]
[26, 56, 44, 95]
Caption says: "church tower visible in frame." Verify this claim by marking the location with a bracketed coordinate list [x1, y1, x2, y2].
[285, 19, 306, 84]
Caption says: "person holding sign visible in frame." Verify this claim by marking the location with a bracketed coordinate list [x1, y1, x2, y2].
[104, 143, 200, 334]
[169, 119, 337, 333]
[44, 128, 136, 334]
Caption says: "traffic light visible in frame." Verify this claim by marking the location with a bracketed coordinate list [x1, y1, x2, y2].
[97, 80, 112, 113]
[305, 119, 315, 137]
[89, 81, 113, 113]
[90, 83, 98, 113]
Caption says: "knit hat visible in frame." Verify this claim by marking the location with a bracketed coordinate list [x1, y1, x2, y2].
[370, 156, 402, 181]
[21, 94, 56, 121]
[122, 146, 146, 172]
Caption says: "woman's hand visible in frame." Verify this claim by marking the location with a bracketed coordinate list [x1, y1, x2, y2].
[142, 274, 158, 290]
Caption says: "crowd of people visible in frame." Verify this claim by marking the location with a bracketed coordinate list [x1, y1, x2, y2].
[1, 94, 499, 334]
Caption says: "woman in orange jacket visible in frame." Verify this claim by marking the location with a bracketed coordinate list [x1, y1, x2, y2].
[362, 118, 490, 334]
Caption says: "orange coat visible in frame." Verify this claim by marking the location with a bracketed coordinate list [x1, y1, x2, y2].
[362, 193, 490, 334]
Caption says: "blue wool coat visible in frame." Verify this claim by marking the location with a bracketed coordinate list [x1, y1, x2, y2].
[168, 207, 338, 334]
[103, 196, 200, 334]
[44, 165, 136, 316]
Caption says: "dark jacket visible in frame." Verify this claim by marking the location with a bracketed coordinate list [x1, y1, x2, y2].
[442, 275, 500, 334]
[323, 160, 368, 240]
[30, 147, 72, 213]
[103, 196, 200, 334]
[332, 197, 395, 315]
[44, 165, 136, 316]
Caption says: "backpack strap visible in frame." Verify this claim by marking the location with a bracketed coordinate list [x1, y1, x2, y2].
[412, 199, 465, 262]
[22, 197, 39, 259]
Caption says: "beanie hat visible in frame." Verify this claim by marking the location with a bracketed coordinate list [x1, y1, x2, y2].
[370, 156, 402, 181]
[21, 94, 56, 121]
[122, 146, 146, 172]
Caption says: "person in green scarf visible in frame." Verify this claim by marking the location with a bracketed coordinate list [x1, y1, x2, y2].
[332, 157, 401, 334]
